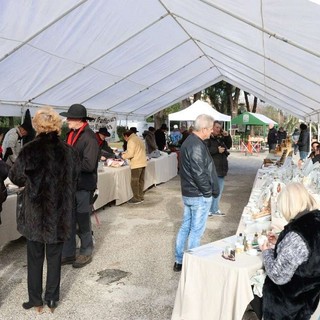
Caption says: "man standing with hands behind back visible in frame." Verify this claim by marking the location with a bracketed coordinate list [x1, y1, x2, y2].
[173, 114, 219, 272]
[60, 104, 100, 268]
[206, 121, 232, 217]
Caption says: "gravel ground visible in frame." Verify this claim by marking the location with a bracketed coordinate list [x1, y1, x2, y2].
[0, 151, 265, 320]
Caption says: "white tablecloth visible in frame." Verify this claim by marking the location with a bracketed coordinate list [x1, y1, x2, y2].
[0, 194, 21, 249]
[172, 236, 320, 320]
[94, 152, 177, 209]
[171, 237, 262, 320]
[0, 153, 177, 249]
[172, 162, 320, 320]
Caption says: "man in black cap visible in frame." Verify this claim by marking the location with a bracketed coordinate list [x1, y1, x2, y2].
[2, 123, 30, 166]
[60, 104, 100, 268]
[95, 127, 115, 159]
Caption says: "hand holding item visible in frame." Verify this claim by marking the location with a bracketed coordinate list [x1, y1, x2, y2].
[267, 231, 278, 245]
[100, 156, 106, 161]
[218, 146, 225, 154]
[221, 130, 229, 136]
[258, 235, 268, 251]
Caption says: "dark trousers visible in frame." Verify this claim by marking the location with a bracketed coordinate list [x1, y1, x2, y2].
[62, 190, 93, 257]
[250, 286, 263, 320]
[131, 167, 145, 201]
[27, 240, 63, 305]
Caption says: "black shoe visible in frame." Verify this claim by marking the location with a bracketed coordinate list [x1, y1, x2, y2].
[173, 262, 182, 272]
[22, 301, 35, 309]
[61, 256, 76, 265]
[46, 300, 57, 313]
[22, 301, 43, 312]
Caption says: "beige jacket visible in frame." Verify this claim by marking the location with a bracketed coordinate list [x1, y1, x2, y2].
[122, 133, 147, 169]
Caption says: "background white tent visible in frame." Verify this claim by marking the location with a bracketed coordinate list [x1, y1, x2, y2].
[169, 100, 231, 122]
[0, 1, 320, 121]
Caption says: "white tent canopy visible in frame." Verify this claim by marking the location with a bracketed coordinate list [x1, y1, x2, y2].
[169, 100, 231, 122]
[0, 1, 320, 121]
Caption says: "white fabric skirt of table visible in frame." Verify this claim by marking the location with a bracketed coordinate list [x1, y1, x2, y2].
[172, 160, 320, 320]
[94, 152, 177, 209]
[0, 194, 21, 249]
[171, 236, 262, 320]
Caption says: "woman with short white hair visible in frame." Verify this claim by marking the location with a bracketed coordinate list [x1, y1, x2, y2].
[260, 182, 320, 319]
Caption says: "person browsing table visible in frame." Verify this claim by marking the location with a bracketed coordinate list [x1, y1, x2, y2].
[9, 107, 79, 313]
[173, 114, 219, 272]
[260, 182, 320, 320]
[60, 104, 100, 268]
[205, 120, 232, 217]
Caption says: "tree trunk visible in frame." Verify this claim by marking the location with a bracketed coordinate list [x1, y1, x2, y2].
[9, 117, 14, 127]
[252, 97, 258, 113]
[193, 92, 201, 102]
[154, 109, 166, 129]
[181, 98, 191, 110]
[244, 92, 250, 111]
[227, 84, 240, 119]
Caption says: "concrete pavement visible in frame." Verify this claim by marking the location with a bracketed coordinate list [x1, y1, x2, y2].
[0, 151, 265, 320]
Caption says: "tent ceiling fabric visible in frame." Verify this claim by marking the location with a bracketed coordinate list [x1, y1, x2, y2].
[0, 0, 319, 121]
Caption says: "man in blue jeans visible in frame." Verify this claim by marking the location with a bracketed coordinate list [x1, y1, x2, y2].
[206, 121, 232, 217]
[174, 114, 219, 272]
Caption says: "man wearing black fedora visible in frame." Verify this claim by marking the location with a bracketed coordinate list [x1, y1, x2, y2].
[60, 104, 100, 268]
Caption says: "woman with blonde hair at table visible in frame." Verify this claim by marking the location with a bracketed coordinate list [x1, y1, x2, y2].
[260, 182, 320, 320]
[9, 107, 79, 313]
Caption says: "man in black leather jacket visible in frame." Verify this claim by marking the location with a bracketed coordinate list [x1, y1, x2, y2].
[173, 114, 219, 272]
[206, 121, 232, 217]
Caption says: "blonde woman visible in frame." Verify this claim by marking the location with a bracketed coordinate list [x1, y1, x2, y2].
[9, 107, 79, 313]
[260, 182, 320, 319]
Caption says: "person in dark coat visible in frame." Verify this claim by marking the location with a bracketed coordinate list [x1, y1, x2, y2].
[9, 107, 79, 313]
[142, 126, 159, 157]
[267, 123, 278, 152]
[95, 127, 115, 159]
[277, 127, 287, 144]
[0, 158, 9, 224]
[178, 126, 190, 146]
[205, 121, 232, 217]
[155, 124, 168, 151]
[292, 128, 300, 155]
[260, 183, 320, 320]
[311, 144, 320, 164]
[60, 104, 100, 268]
[173, 114, 219, 272]
[296, 123, 310, 160]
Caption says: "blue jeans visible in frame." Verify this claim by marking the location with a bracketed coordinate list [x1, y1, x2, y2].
[299, 151, 308, 160]
[175, 196, 212, 264]
[210, 176, 224, 214]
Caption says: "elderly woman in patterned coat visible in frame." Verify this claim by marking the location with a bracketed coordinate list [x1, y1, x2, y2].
[260, 182, 320, 320]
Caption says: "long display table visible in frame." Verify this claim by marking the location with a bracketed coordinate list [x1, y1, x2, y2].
[94, 152, 177, 209]
[172, 158, 320, 320]
[0, 152, 178, 249]
[0, 194, 21, 249]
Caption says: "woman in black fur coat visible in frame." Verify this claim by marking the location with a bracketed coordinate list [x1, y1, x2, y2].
[9, 107, 79, 313]
[260, 182, 320, 320]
